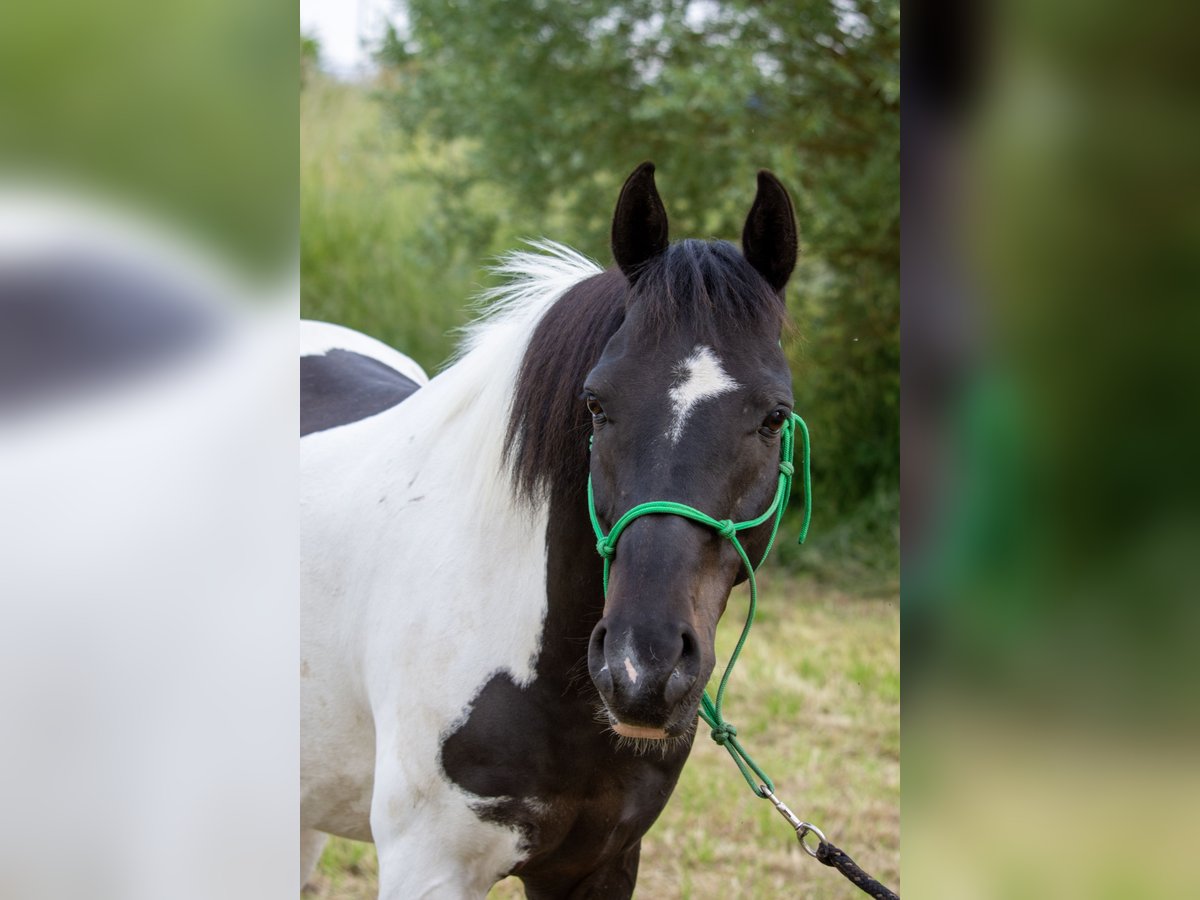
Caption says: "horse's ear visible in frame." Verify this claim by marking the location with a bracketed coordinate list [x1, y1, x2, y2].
[742, 170, 798, 293]
[612, 161, 669, 283]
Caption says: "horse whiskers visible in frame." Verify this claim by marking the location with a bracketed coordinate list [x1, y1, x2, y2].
[609, 728, 691, 759]
[586, 701, 691, 759]
[564, 654, 592, 690]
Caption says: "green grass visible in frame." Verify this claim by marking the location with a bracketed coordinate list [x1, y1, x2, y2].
[303, 574, 900, 899]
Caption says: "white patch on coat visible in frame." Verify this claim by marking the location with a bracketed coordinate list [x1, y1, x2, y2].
[300, 241, 603, 894]
[623, 657, 639, 684]
[666, 345, 739, 443]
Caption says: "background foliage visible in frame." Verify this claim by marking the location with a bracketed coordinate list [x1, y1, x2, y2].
[302, 0, 899, 580]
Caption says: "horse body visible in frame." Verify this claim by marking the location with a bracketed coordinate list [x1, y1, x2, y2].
[301, 251, 643, 895]
[300, 391, 550, 891]
[301, 165, 800, 898]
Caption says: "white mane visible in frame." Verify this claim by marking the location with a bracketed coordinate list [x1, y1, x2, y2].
[415, 240, 602, 505]
[449, 239, 603, 365]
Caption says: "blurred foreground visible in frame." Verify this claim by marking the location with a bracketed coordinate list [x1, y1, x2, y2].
[0, 0, 296, 896]
[0, 188, 297, 900]
[905, 0, 1200, 895]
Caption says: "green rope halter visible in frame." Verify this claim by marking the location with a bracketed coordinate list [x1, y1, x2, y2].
[586, 413, 811, 796]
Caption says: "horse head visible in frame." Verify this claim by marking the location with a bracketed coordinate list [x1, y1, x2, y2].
[585, 163, 798, 740]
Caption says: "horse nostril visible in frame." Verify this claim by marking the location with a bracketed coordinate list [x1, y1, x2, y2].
[663, 624, 702, 707]
[588, 624, 613, 697]
[589, 624, 607, 656]
[679, 627, 697, 664]
[663, 667, 695, 707]
[677, 625, 704, 678]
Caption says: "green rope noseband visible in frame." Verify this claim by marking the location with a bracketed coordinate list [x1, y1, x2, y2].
[586, 413, 811, 796]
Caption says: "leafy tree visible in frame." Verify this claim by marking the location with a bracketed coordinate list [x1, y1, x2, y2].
[384, 0, 899, 519]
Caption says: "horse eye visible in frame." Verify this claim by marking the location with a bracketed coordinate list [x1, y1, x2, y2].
[585, 394, 605, 418]
[761, 409, 787, 435]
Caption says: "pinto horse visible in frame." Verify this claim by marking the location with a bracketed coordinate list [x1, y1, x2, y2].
[300, 163, 799, 898]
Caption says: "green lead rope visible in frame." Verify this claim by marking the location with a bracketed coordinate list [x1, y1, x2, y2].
[587, 414, 811, 796]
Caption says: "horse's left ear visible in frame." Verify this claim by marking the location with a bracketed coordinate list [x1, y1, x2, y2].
[742, 170, 798, 293]
[612, 161, 670, 284]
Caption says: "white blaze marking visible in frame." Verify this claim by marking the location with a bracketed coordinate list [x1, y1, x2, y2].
[623, 656, 639, 684]
[666, 345, 739, 443]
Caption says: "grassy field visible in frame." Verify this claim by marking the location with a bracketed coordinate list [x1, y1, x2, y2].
[302, 572, 899, 899]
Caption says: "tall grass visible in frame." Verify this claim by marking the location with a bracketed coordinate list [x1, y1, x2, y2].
[301, 76, 523, 372]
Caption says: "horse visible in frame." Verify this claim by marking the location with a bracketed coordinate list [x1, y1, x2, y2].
[300, 162, 799, 898]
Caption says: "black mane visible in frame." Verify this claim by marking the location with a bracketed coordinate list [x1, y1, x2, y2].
[504, 239, 787, 503]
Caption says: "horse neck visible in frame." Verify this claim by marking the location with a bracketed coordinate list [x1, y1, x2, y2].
[434, 248, 616, 699]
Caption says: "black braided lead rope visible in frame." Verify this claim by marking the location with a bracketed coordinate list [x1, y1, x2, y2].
[760, 786, 899, 899]
[815, 839, 899, 900]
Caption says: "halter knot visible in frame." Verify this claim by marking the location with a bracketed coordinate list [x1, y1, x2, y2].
[710, 722, 738, 746]
[778, 460, 794, 476]
[715, 520, 737, 540]
[595, 537, 615, 560]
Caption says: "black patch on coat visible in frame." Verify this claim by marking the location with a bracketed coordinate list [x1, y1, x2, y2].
[0, 253, 218, 414]
[300, 349, 421, 437]
[439, 474, 690, 899]
[442, 267, 715, 898]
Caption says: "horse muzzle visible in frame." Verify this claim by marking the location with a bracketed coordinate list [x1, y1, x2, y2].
[587, 619, 706, 738]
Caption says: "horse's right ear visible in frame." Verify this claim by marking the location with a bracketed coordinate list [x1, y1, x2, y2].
[611, 161, 669, 284]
